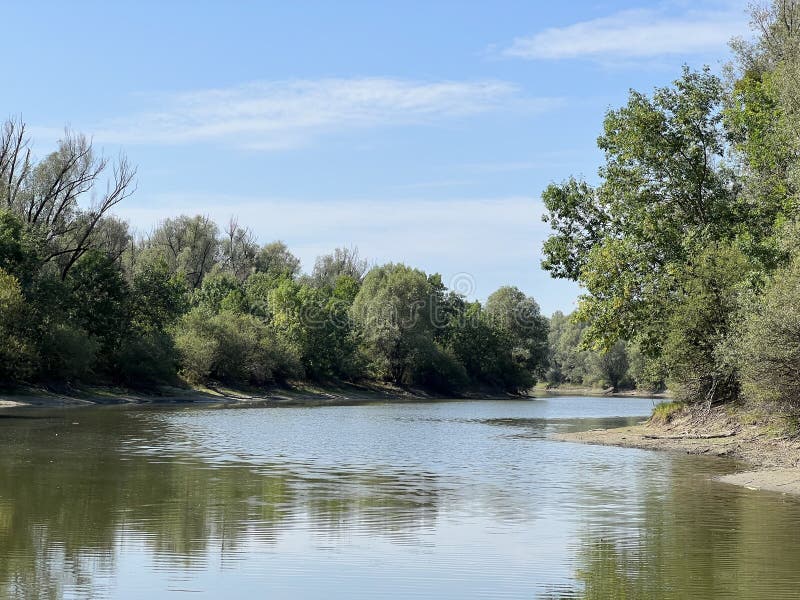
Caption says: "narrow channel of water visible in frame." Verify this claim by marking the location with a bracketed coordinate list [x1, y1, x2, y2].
[0, 396, 798, 599]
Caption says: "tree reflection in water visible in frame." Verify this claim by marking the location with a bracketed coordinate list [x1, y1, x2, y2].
[0, 408, 443, 598]
[541, 454, 800, 599]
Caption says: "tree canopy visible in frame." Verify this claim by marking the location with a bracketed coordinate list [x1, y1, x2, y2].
[540, 1, 800, 410]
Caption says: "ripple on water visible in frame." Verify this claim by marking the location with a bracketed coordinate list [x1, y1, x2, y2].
[1, 397, 800, 599]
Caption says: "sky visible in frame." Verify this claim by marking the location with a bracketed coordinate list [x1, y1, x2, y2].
[2, 0, 752, 314]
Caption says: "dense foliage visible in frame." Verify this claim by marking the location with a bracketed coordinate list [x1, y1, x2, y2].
[0, 128, 549, 393]
[541, 1, 800, 411]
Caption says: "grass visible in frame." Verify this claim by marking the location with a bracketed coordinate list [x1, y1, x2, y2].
[728, 404, 800, 438]
[650, 401, 686, 424]
[759, 413, 800, 438]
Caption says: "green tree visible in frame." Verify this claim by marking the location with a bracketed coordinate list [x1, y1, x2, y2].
[112, 258, 188, 386]
[350, 264, 438, 385]
[541, 68, 753, 403]
[0, 268, 37, 384]
[64, 250, 131, 357]
[485, 286, 549, 384]
[662, 244, 752, 404]
[129, 258, 188, 331]
[590, 341, 631, 392]
[312, 246, 368, 287]
[737, 255, 800, 411]
[546, 311, 594, 387]
[191, 269, 247, 314]
[143, 215, 220, 289]
[446, 301, 524, 392]
[255, 241, 301, 280]
[626, 340, 666, 392]
[542, 68, 738, 342]
[269, 277, 361, 380]
[0, 209, 38, 283]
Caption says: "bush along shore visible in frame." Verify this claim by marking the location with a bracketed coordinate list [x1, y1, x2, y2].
[540, 2, 800, 493]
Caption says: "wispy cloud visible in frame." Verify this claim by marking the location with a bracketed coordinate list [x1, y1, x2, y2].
[68, 78, 558, 150]
[503, 6, 749, 62]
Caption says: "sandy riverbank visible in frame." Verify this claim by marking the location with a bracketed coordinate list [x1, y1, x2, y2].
[0, 381, 528, 410]
[0, 382, 670, 410]
[533, 383, 671, 398]
[554, 404, 800, 496]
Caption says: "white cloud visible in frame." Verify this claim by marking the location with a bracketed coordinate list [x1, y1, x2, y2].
[77, 78, 556, 149]
[503, 7, 749, 61]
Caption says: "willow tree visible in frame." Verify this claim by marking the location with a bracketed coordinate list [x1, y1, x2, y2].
[350, 263, 437, 384]
[142, 214, 220, 289]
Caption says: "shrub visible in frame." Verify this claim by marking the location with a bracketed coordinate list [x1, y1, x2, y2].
[38, 324, 100, 382]
[738, 257, 800, 412]
[115, 331, 179, 387]
[175, 308, 301, 386]
[651, 401, 686, 424]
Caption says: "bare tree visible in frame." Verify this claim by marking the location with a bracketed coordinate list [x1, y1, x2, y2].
[312, 246, 369, 287]
[0, 117, 32, 209]
[0, 118, 137, 278]
[221, 217, 258, 280]
[145, 214, 220, 289]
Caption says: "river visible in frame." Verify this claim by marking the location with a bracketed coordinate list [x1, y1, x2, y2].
[1, 396, 799, 598]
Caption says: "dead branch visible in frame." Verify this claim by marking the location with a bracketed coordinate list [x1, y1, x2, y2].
[643, 431, 738, 440]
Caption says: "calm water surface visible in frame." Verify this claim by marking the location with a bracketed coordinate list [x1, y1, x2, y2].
[1, 396, 799, 599]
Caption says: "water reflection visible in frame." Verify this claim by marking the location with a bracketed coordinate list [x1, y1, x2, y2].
[0, 409, 446, 598]
[547, 456, 800, 599]
[0, 398, 799, 599]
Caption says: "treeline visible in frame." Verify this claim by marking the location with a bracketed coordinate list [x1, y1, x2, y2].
[0, 126, 550, 393]
[545, 311, 660, 392]
[540, 1, 800, 412]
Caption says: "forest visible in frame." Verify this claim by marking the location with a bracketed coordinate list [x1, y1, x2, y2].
[0, 131, 554, 394]
[0, 111, 667, 398]
[541, 1, 800, 411]
[7, 2, 800, 407]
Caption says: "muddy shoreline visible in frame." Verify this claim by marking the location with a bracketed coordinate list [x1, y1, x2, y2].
[0, 382, 664, 410]
[0, 381, 537, 410]
[554, 404, 800, 496]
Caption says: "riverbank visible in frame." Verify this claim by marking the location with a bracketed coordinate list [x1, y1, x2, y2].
[0, 381, 669, 410]
[0, 381, 531, 410]
[534, 382, 670, 398]
[554, 403, 800, 496]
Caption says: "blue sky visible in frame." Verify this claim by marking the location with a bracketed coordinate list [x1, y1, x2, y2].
[3, 0, 750, 314]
